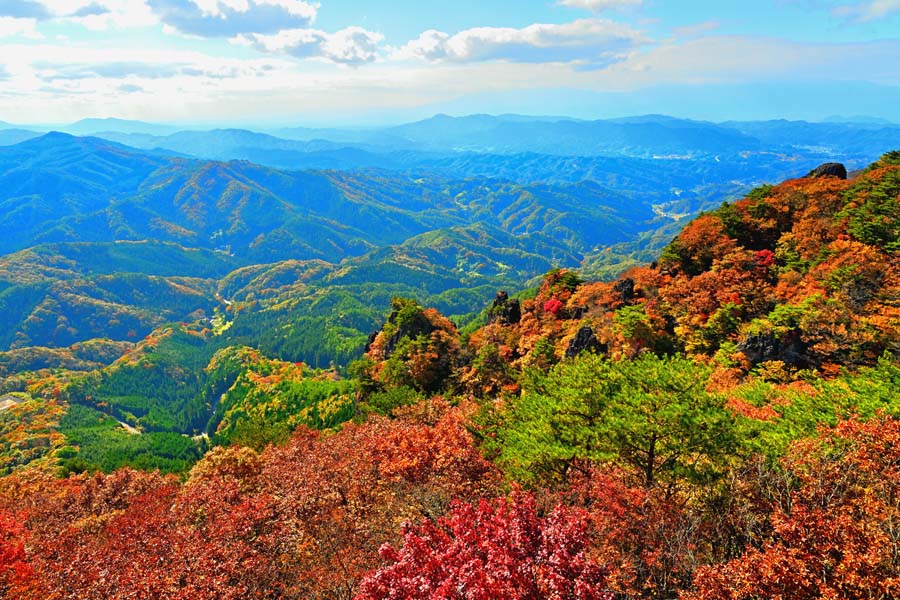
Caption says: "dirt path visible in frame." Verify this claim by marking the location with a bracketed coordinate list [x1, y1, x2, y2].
[0, 395, 22, 412]
[116, 419, 142, 435]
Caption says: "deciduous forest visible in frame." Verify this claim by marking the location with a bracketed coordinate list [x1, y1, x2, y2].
[3, 151, 900, 599]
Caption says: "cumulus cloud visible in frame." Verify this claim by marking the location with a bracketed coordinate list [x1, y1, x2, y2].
[398, 19, 646, 67]
[0, 0, 51, 19]
[833, 0, 900, 21]
[235, 26, 385, 64]
[557, 0, 641, 12]
[0, 16, 42, 38]
[591, 35, 900, 89]
[21, 0, 159, 30]
[70, 3, 111, 17]
[35, 60, 247, 80]
[148, 0, 317, 36]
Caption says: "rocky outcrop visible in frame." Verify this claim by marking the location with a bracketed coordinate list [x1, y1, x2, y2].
[487, 291, 521, 325]
[364, 331, 379, 353]
[369, 303, 438, 358]
[808, 162, 848, 180]
[565, 326, 606, 359]
[738, 330, 808, 367]
[613, 278, 635, 304]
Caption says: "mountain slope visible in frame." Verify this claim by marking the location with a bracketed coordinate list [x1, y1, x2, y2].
[456, 151, 900, 383]
[63, 118, 181, 137]
[0, 134, 665, 265]
[0, 133, 674, 360]
[387, 113, 762, 156]
[0, 134, 171, 253]
[0, 128, 41, 146]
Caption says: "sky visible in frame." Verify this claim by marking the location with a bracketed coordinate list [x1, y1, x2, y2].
[0, 0, 899, 125]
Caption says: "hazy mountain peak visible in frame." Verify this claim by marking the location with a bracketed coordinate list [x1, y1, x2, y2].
[63, 118, 179, 137]
[18, 131, 124, 152]
[822, 115, 894, 125]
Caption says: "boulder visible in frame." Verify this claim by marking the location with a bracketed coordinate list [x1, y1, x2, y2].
[565, 326, 606, 358]
[738, 330, 809, 367]
[613, 278, 635, 304]
[487, 291, 522, 325]
[808, 162, 848, 180]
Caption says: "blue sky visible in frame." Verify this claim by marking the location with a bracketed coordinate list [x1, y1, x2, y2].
[0, 0, 899, 125]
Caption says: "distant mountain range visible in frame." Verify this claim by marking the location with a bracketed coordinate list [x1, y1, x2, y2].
[63, 118, 183, 137]
[0, 114, 897, 368]
[0, 128, 43, 146]
[0, 132, 650, 262]
[2, 113, 898, 163]
[0, 131, 671, 362]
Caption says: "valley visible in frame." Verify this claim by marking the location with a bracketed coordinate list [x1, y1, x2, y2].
[0, 115, 893, 375]
[1, 114, 899, 600]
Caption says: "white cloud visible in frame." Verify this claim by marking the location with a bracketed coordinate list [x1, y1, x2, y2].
[2, 42, 286, 92]
[557, 0, 641, 13]
[35, 60, 251, 80]
[76, 1, 158, 29]
[0, 16, 42, 38]
[191, 0, 315, 19]
[15, 0, 159, 30]
[1, 15, 898, 125]
[148, 0, 317, 36]
[589, 35, 900, 89]
[834, 0, 900, 21]
[235, 26, 384, 64]
[0, 0, 320, 32]
[670, 20, 721, 39]
[0, 0, 52, 19]
[398, 19, 646, 67]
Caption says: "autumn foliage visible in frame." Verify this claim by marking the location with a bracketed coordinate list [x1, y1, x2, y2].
[357, 493, 612, 600]
[457, 152, 900, 386]
[4, 154, 900, 599]
[688, 414, 900, 600]
[0, 401, 499, 600]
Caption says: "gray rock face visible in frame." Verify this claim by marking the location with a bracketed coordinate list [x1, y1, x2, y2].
[613, 278, 635, 304]
[808, 162, 848, 180]
[737, 330, 808, 367]
[565, 326, 606, 359]
[364, 331, 378, 353]
[488, 291, 521, 325]
[365, 305, 437, 356]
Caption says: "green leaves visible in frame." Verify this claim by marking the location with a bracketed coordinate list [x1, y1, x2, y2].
[489, 353, 738, 488]
[841, 165, 900, 251]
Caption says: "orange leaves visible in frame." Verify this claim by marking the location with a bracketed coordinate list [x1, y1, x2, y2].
[663, 214, 736, 276]
[0, 509, 38, 597]
[725, 396, 780, 422]
[688, 414, 900, 600]
[247, 405, 499, 598]
[6, 396, 900, 599]
[373, 401, 498, 497]
[0, 402, 496, 600]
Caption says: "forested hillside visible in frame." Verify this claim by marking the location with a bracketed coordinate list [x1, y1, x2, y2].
[0, 132, 687, 370]
[2, 151, 900, 599]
